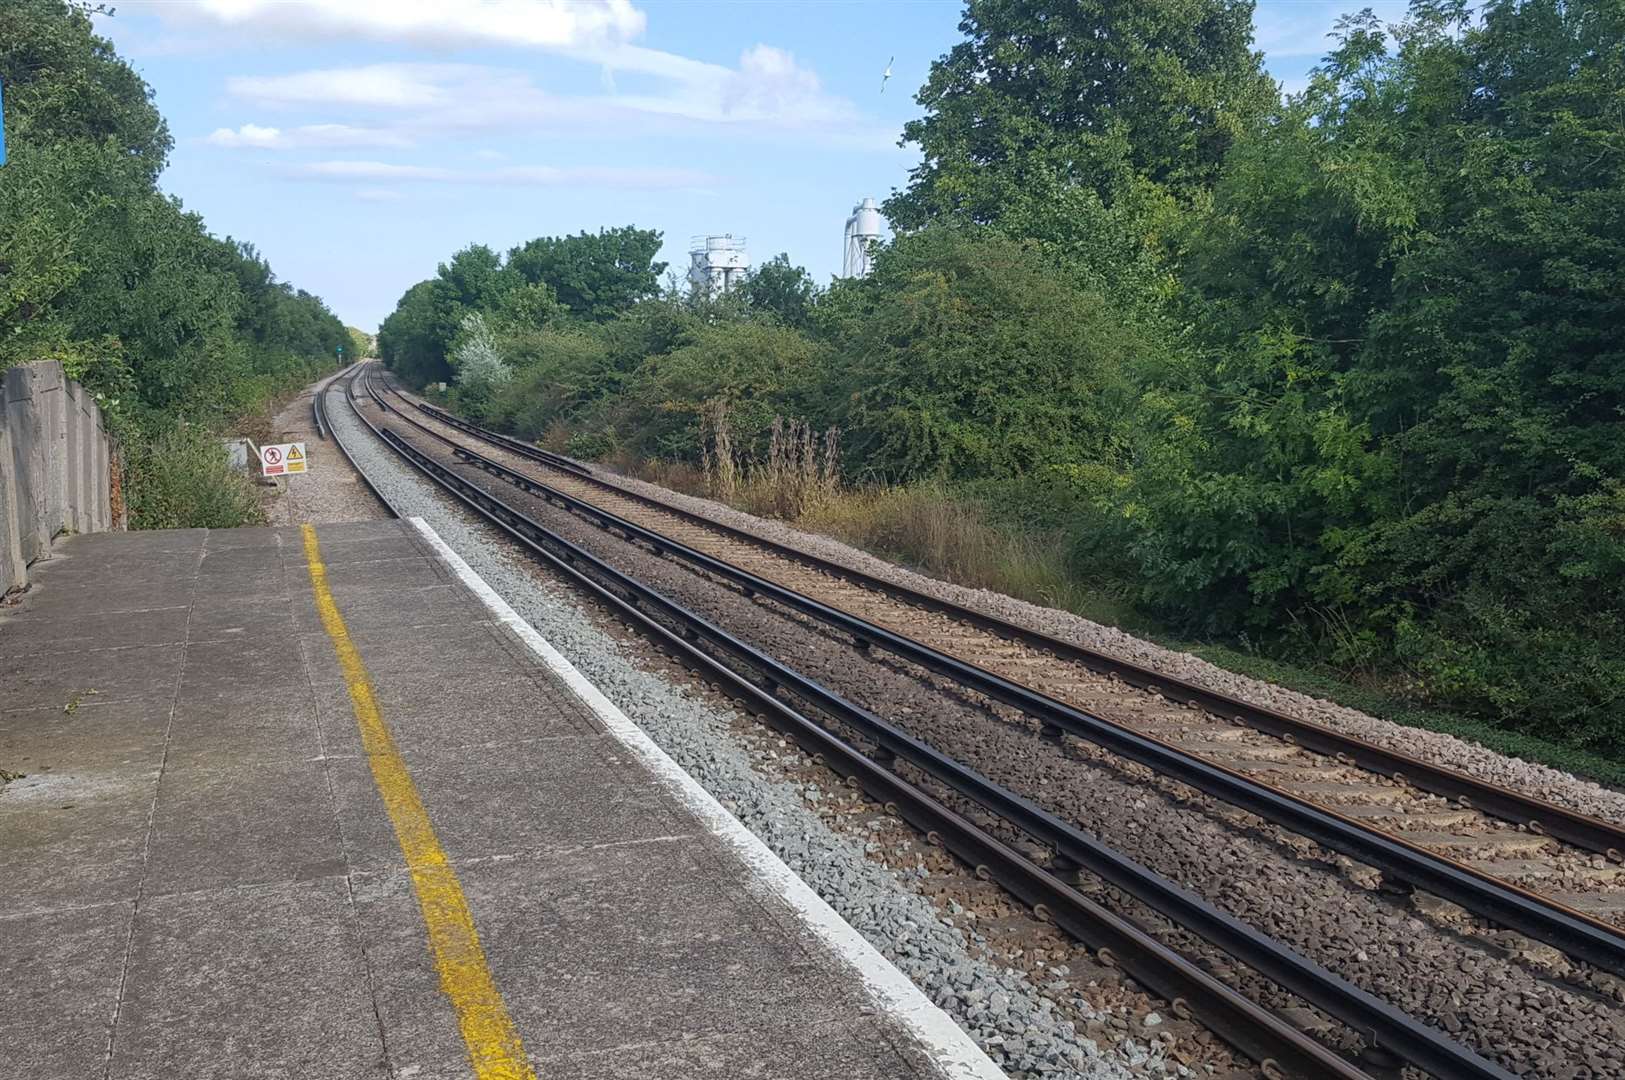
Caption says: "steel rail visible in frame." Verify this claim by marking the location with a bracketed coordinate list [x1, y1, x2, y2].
[412, 395, 591, 475]
[344, 378, 1513, 1079]
[380, 374, 1625, 867]
[364, 366, 1625, 977]
[312, 374, 330, 440]
[317, 367, 401, 518]
[311, 362, 356, 441]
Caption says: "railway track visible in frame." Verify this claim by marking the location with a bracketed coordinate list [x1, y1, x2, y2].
[312, 364, 401, 517]
[365, 368, 1625, 964]
[326, 364, 1557, 1078]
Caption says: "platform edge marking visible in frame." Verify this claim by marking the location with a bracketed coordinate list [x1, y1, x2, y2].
[408, 515, 1008, 1080]
[300, 523, 537, 1080]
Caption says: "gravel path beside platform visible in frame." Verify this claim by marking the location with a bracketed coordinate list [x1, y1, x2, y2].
[261, 370, 391, 526]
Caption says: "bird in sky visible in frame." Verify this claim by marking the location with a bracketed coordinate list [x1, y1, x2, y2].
[881, 56, 894, 93]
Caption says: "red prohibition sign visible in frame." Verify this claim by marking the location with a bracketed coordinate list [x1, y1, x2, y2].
[263, 446, 283, 465]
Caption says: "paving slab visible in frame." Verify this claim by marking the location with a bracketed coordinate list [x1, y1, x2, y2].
[165, 692, 319, 768]
[0, 901, 132, 1078]
[144, 759, 347, 896]
[0, 521, 998, 1080]
[0, 603, 193, 656]
[108, 877, 387, 1080]
[327, 741, 690, 872]
[0, 754, 162, 915]
[7, 574, 199, 619]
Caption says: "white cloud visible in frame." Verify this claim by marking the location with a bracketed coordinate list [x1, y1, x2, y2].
[301, 159, 713, 189]
[148, 0, 644, 50]
[306, 161, 454, 181]
[722, 45, 841, 123]
[206, 123, 413, 149]
[224, 50, 874, 144]
[229, 65, 460, 108]
[207, 123, 282, 148]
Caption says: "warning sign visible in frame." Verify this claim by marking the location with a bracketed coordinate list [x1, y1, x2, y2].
[260, 442, 308, 477]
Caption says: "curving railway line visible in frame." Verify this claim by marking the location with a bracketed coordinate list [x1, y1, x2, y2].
[364, 367, 1625, 946]
[323, 361, 1625, 1078]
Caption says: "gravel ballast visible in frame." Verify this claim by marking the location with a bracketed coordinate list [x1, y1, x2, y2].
[327, 381, 1173, 1079]
[374, 397, 1625, 1077]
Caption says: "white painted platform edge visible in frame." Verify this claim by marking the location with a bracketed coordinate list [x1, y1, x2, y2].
[409, 516, 1007, 1080]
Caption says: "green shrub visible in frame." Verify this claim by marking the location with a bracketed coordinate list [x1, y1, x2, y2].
[124, 423, 264, 530]
[564, 429, 617, 460]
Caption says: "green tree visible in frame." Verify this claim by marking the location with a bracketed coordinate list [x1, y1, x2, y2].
[820, 227, 1142, 483]
[739, 254, 818, 330]
[377, 280, 452, 386]
[490, 281, 566, 338]
[506, 226, 666, 321]
[2, 0, 346, 417]
[0, 0, 171, 179]
[0, 0, 171, 379]
[626, 320, 821, 459]
[2, 0, 350, 528]
[347, 327, 373, 359]
[887, 0, 1276, 234]
[378, 245, 517, 386]
[1113, 0, 1625, 744]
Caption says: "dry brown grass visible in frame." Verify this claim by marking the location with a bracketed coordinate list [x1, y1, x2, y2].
[230, 396, 285, 449]
[735, 416, 840, 519]
[698, 405, 840, 519]
[798, 485, 1124, 620]
[615, 454, 710, 497]
[582, 405, 1131, 628]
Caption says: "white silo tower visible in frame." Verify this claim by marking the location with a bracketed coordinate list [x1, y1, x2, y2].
[688, 234, 750, 294]
[843, 196, 884, 278]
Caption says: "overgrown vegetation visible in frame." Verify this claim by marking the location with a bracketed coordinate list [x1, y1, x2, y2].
[1, 1, 349, 528]
[381, 0, 1625, 763]
[122, 424, 263, 530]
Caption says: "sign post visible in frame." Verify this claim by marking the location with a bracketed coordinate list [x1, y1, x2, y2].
[260, 442, 308, 477]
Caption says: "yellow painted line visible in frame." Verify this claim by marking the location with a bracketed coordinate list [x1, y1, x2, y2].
[300, 524, 536, 1080]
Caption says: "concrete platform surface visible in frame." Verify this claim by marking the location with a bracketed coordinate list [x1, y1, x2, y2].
[0, 520, 1000, 1080]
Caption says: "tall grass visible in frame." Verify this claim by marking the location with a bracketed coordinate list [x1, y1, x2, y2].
[798, 485, 1144, 628]
[699, 405, 840, 519]
[689, 405, 1139, 629]
[119, 359, 338, 531]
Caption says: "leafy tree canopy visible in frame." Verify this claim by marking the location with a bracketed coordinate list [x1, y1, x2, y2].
[820, 227, 1143, 482]
[1110, 0, 1625, 741]
[1, 0, 345, 427]
[506, 226, 666, 321]
[738, 254, 819, 331]
[886, 0, 1277, 234]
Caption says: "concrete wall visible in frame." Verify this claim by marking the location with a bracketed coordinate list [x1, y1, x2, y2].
[0, 361, 117, 592]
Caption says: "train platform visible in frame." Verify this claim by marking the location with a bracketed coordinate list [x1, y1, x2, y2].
[0, 519, 1001, 1080]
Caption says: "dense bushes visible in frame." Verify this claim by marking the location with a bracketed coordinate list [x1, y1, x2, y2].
[122, 424, 263, 530]
[1090, 0, 1625, 745]
[1, 0, 349, 528]
[381, 0, 1625, 757]
[816, 228, 1143, 483]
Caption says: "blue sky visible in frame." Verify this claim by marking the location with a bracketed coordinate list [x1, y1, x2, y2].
[95, 0, 1405, 330]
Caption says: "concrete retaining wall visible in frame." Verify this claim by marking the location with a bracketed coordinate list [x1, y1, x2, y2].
[1, 361, 118, 592]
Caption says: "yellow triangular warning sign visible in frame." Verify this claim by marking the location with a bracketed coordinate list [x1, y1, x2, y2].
[287, 445, 304, 460]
